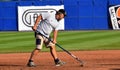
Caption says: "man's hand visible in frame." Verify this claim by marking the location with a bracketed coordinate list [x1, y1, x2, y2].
[53, 40, 57, 44]
[32, 26, 37, 31]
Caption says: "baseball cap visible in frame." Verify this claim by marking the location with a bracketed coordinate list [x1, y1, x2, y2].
[58, 9, 67, 16]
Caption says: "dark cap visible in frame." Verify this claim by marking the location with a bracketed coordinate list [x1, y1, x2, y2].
[57, 9, 67, 16]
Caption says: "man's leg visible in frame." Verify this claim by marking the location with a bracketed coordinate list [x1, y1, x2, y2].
[27, 35, 43, 67]
[49, 45, 65, 66]
[50, 45, 58, 60]
[27, 48, 40, 67]
[29, 48, 40, 61]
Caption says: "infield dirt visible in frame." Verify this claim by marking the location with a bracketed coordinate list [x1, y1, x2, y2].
[0, 50, 120, 70]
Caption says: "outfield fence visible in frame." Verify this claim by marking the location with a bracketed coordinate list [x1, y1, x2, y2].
[0, 0, 120, 31]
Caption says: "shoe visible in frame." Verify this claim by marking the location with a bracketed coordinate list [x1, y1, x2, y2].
[27, 60, 36, 67]
[55, 60, 66, 66]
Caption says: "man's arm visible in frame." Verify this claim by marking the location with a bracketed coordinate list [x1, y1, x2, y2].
[32, 15, 42, 31]
[53, 30, 58, 44]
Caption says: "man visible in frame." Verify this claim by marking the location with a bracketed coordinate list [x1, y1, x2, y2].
[27, 9, 66, 67]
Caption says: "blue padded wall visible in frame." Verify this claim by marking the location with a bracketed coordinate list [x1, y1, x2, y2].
[0, 0, 120, 31]
[109, 0, 120, 5]
[79, 17, 93, 30]
[93, 17, 108, 29]
[78, 0, 94, 30]
[65, 18, 79, 30]
[0, 2, 18, 31]
[93, 0, 109, 29]
[64, 0, 79, 30]
[0, 2, 3, 31]
[2, 19, 17, 31]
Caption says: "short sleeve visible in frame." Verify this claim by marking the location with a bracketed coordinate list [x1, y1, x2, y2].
[41, 13, 50, 20]
[55, 19, 64, 30]
[55, 24, 60, 30]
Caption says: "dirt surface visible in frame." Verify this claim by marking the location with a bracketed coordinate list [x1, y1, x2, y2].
[0, 50, 120, 70]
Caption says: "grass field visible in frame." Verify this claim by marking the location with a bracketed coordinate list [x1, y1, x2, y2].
[0, 30, 120, 53]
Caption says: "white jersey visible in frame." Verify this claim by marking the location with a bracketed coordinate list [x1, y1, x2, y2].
[36, 12, 60, 37]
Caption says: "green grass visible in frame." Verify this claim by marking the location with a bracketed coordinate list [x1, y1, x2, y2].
[0, 30, 120, 53]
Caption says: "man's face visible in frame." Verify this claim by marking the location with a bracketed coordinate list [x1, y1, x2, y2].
[56, 13, 65, 21]
[59, 13, 64, 19]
